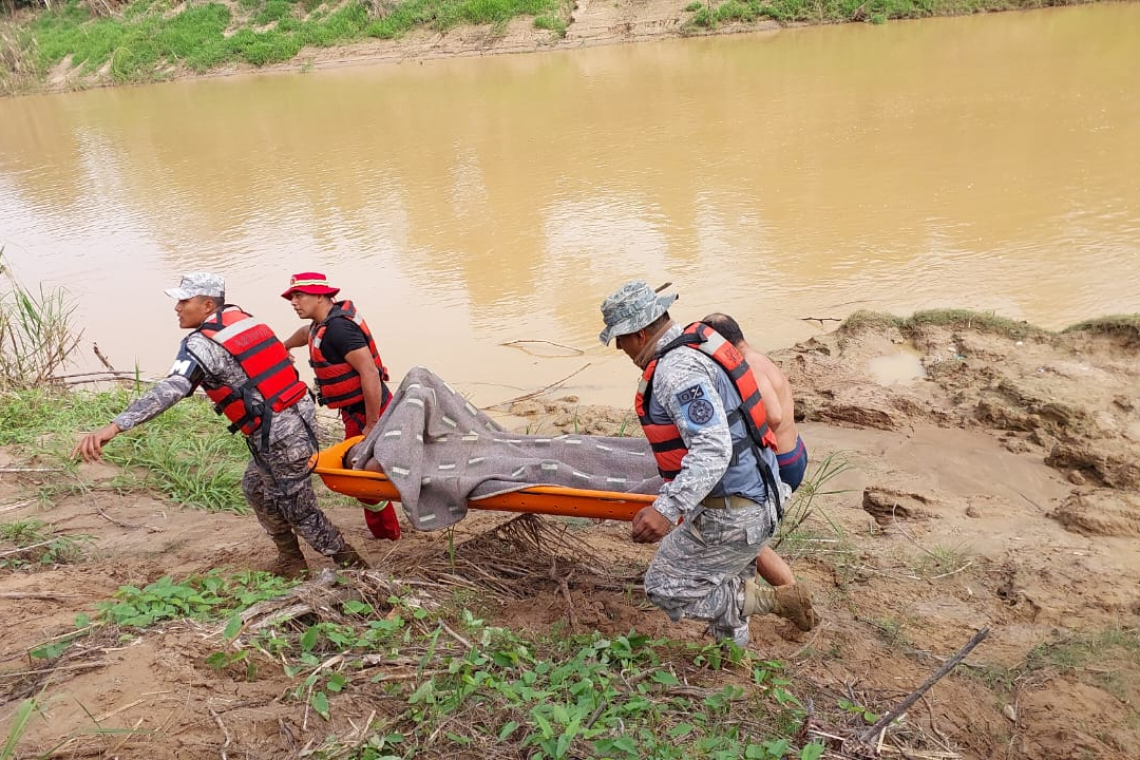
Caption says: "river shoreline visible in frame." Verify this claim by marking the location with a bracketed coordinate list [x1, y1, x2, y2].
[0, 0, 1103, 95]
[2, 309, 1138, 758]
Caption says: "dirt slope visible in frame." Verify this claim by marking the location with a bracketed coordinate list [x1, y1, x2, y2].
[2, 315, 1138, 759]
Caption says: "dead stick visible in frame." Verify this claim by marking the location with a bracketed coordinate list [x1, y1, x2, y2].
[0, 538, 59, 558]
[483, 362, 592, 409]
[96, 507, 138, 530]
[0, 500, 34, 514]
[0, 661, 106, 680]
[858, 627, 990, 744]
[500, 339, 584, 356]
[92, 342, 116, 372]
[0, 591, 78, 601]
[0, 467, 61, 473]
[207, 705, 234, 760]
[438, 620, 472, 649]
[55, 371, 131, 380]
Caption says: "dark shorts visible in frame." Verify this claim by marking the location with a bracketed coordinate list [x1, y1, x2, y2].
[776, 435, 808, 492]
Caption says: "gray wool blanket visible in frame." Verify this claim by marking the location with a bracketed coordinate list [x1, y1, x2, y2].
[347, 366, 662, 531]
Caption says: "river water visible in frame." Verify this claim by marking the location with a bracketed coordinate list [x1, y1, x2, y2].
[1, 5, 1138, 408]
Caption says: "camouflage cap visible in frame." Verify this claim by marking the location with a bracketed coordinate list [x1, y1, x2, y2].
[164, 272, 225, 301]
[598, 279, 678, 346]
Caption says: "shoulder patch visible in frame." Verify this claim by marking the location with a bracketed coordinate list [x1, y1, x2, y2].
[686, 398, 715, 426]
[676, 384, 705, 406]
[167, 340, 204, 385]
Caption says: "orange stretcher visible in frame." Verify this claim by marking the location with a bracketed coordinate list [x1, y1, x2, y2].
[313, 437, 655, 522]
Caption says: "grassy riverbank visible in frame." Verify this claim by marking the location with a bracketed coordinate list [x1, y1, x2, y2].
[0, 0, 1099, 94]
[2, 264, 1140, 756]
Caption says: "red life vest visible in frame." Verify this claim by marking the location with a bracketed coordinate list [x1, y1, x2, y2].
[635, 322, 779, 482]
[308, 300, 389, 410]
[195, 306, 309, 436]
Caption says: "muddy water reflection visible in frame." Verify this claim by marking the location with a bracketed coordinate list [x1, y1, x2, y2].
[1, 5, 1138, 407]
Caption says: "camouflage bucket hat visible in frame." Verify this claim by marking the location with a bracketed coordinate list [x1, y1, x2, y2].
[164, 272, 225, 300]
[598, 280, 678, 346]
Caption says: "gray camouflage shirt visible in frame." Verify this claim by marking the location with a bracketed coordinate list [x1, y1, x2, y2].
[648, 324, 734, 523]
[113, 331, 314, 445]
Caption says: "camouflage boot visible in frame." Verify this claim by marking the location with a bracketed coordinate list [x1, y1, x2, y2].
[331, 543, 371, 570]
[268, 533, 308, 579]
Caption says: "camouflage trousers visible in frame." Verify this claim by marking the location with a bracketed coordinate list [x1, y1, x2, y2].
[643, 499, 776, 647]
[241, 416, 347, 558]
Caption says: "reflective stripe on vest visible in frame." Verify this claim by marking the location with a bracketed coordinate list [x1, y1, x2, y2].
[308, 300, 389, 409]
[196, 306, 309, 436]
[634, 322, 779, 482]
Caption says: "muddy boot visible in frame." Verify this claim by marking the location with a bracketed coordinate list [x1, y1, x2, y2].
[743, 579, 818, 631]
[742, 578, 778, 617]
[773, 583, 819, 632]
[331, 543, 371, 570]
[268, 533, 308, 579]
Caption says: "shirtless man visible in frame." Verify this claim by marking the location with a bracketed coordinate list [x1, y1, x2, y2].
[703, 313, 806, 588]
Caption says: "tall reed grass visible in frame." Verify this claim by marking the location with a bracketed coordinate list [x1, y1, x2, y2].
[0, 248, 82, 390]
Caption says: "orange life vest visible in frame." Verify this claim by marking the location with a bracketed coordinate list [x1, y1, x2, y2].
[194, 306, 309, 436]
[308, 300, 389, 409]
[635, 322, 779, 482]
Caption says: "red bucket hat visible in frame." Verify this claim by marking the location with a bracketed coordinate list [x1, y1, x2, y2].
[281, 272, 340, 300]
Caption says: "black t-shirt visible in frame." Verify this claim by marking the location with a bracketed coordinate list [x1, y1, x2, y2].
[316, 317, 369, 365]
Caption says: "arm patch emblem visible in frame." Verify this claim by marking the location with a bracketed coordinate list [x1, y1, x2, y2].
[686, 398, 715, 425]
[676, 384, 705, 406]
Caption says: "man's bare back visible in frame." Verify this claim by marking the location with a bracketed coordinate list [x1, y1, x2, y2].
[738, 343, 799, 455]
[702, 313, 818, 619]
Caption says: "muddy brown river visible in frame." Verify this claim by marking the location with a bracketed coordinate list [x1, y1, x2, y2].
[1, 5, 1138, 407]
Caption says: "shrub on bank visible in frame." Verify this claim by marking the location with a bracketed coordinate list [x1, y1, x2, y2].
[1, 0, 1101, 93]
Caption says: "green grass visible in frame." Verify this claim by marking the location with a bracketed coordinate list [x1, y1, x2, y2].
[840, 308, 1049, 340]
[3, 0, 1104, 91]
[123, 571, 825, 758]
[915, 540, 972, 579]
[0, 248, 82, 390]
[0, 385, 251, 513]
[841, 308, 1140, 344]
[533, 12, 568, 37]
[1026, 628, 1140, 672]
[682, 0, 1075, 29]
[1062, 314, 1140, 343]
[0, 695, 37, 760]
[13, 570, 831, 758]
[0, 518, 91, 569]
[5, 0, 562, 89]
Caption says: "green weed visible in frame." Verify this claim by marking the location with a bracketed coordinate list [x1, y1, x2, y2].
[0, 518, 91, 569]
[0, 386, 250, 513]
[208, 587, 821, 758]
[99, 570, 297, 628]
[533, 13, 567, 37]
[1063, 314, 1140, 343]
[916, 541, 972, 579]
[0, 696, 37, 760]
[1026, 628, 1140, 672]
[840, 308, 1048, 341]
[9, 0, 565, 87]
[771, 451, 853, 556]
[0, 248, 82, 390]
[865, 614, 913, 650]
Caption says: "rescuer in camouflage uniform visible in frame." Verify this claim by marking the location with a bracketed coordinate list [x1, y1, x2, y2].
[599, 280, 816, 646]
[73, 272, 368, 577]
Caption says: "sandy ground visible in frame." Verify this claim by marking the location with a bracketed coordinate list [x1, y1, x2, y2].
[2, 316, 1139, 758]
